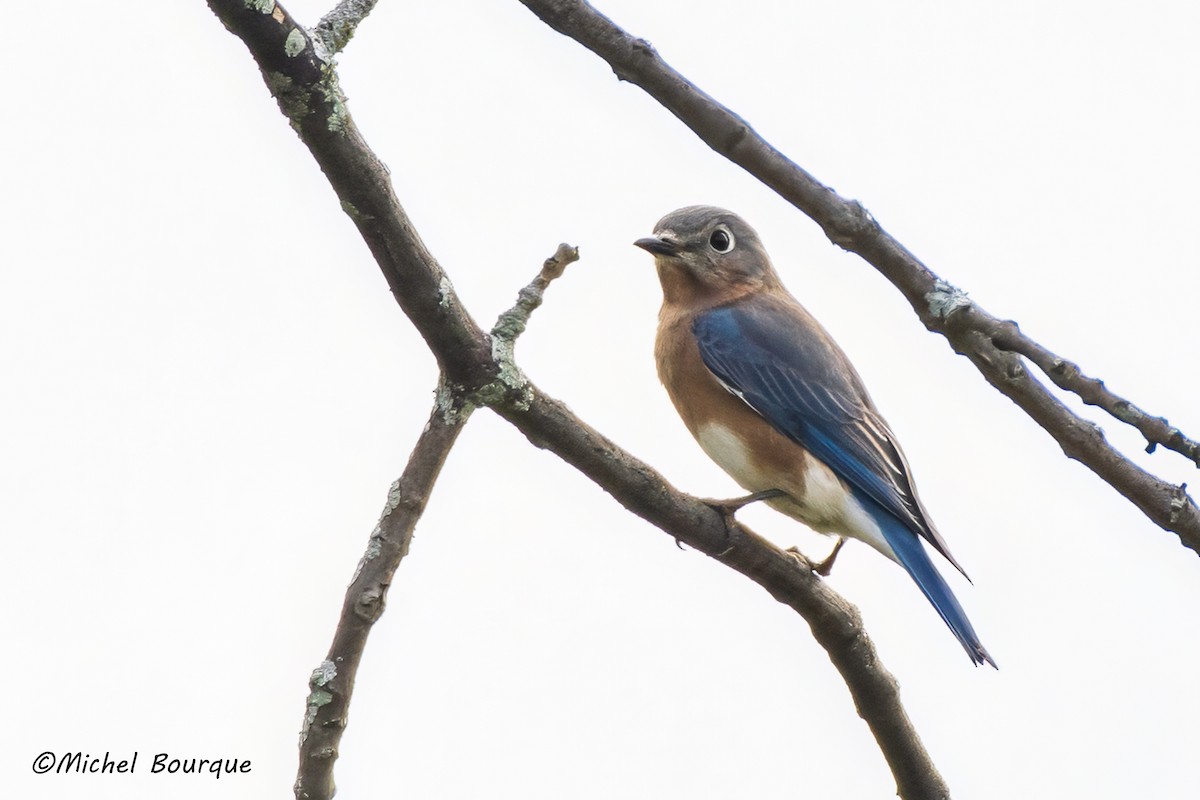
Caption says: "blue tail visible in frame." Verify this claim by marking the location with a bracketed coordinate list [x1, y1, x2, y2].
[861, 496, 996, 668]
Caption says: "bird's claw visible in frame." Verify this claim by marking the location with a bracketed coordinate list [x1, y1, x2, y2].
[702, 500, 740, 537]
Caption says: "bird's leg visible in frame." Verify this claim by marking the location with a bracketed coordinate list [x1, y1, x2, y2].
[703, 488, 786, 518]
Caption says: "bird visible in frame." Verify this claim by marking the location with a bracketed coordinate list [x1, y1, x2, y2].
[635, 205, 995, 668]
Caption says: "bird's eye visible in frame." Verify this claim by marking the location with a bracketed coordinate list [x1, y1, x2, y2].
[708, 228, 735, 253]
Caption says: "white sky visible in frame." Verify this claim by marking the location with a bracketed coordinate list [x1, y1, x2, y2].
[4, 2, 1200, 798]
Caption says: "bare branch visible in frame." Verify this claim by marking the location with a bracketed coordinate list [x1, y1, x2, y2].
[989, 321, 1200, 466]
[513, 0, 1200, 554]
[208, 1, 947, 793]
[295, 395, 467, 800]
[314, 0, 379, 55]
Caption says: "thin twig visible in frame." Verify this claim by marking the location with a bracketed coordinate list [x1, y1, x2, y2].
[314, 0, 379, 55]
[512, 0, 1200, 554]
[493, 243, 580, 344]
[295, 396, 466, 800]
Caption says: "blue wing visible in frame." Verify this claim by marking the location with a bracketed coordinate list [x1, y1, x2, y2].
[692, 296, 961, 570]
[693, 297, 994, 666]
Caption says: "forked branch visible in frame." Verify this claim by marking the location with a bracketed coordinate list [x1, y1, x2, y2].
[206, 1, 1188, 797]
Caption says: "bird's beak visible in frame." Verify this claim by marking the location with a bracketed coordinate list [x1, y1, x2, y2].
[633, 235, 681, 256]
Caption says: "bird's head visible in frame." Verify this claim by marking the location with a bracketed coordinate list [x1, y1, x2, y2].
[634, 206, 781, 307]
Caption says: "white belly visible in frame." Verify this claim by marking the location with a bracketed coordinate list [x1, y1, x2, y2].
[696, 421, 898, 562]
[696, 421, 770, 490]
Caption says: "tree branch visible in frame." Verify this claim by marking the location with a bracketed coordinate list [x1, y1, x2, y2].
[989, 321, 1200, 466]
[512, 0, 1200, 554]
[208, 1, 968, 796]
[207, 0, 496, 389]
[490, 387, 949, 799]
[295, 395, 467, 800]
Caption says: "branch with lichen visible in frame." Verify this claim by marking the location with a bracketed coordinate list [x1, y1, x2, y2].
[314, 0, 379, 55]
[295, 399, 465, 800]
[493, 243, 580, 344]
[514, 0, 1200, 554]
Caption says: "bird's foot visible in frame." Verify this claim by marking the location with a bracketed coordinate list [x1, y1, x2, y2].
[702, 489, 785, 540]
[812, 537, 846, 576]
[786, 537, 845, 577]
[700, 490, 786, 557]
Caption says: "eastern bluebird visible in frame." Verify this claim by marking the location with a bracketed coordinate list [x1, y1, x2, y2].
[636, 206, 995, 667]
